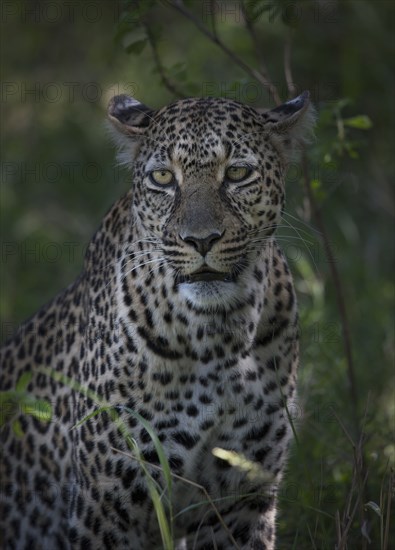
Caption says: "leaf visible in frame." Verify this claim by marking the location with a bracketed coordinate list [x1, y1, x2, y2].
[114, 17, 141, 43]
[72, 406, 112, 429]
[311, 179, 321, 190]
[148, 486, 174, 550]
[0, 398, 17, 426]
[335, 98, 353, 111]
[282, 2, 301, 28]
[23, 399, 52, 422]
[344, 141, 360, 159]
[212, 448, 273, 482]
[0, 390, 16, 406]
[364, 500, 382, 517]
[343, 115, 373, 130]
[244, 1, 280, 23]
[361, 519, 372, 543]
[115, 0, 157, 42]
[12, 419, 24, 437]
[0, 389, 52, 427]
[123, 406, 172, 493]
[125, 39, 147, 55]
[168, 62, 187, 82]
[16, 372, 33, 391]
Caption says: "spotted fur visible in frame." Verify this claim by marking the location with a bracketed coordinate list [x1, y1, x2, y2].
[1, 92, 314, 549]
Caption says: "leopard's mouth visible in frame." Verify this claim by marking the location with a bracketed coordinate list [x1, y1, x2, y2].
[180, 265, 232, 284]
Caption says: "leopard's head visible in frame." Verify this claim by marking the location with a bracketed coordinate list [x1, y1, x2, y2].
[108, 93, 314, 307]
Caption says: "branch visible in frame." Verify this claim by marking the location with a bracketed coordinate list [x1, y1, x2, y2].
[110, 446, 241, 549]
[281, 19, 360, 429]
[240, 2, 281, 105]
[166, 0, 281, 105]
[284, 30, 296, 98]
[301, 152, 359, 419]
[166, 0, 360, 424]
[332, 406, 370, 550]
[209, 0, 218, 40]
[144, 24, 187, 99]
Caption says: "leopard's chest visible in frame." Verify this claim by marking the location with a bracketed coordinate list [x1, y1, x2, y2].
[75, 342, 290, 545]
[91, 340, 284, 472]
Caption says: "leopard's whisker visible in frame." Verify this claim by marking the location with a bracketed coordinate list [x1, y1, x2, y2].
[282, 211, 322, 236]
[98, 247, 163, 273]
[279, 217, 319, 238]
[102, 256, 167, 288]
[123, 248, 164, 263]
[248, 235, 314, 246]
[120, 257, 167, 281]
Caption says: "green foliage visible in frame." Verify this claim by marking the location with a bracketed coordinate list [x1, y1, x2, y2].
[343, 115, 373, 130]
[1, 0, 393, 547]
[212, 448, 274, 483]
[0, 372, 52, 435]
[37, 368, 174, 550]
[241, 0, 282, 24]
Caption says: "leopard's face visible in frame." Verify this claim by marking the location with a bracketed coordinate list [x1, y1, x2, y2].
[108, 94, 312, 306]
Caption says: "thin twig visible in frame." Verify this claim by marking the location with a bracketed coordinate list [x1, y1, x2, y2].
[331, 413, 369, 549]
[338, 470, 369, 549]
[283, 34, 369, 545]
[209, 0, 218, 40]
[240, 2, 281, 104]
[383, 468, 392, 549]
[283, 28, 359, 429]
[110, 446, 241, 549]
[331, 405, 370, 550]
[301, 151, 359, 422]
[379, 464, 392, 550]
[306, 522, 318, 550]
[166, 0, 281, 105]
[330, 407, 356, 449]
[335, 509, 342, 547]
[284, 29, 296, 98]
[144, 24, 187, 99]
[346, 476, 369, 550]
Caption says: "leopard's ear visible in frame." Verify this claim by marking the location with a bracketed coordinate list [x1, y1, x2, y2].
[108, 94, 154, 135]
[107, 94, 155, 166]
[262, 91, 316, 161]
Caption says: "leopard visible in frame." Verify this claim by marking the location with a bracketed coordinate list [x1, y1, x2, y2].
[0, 90, 314, 549]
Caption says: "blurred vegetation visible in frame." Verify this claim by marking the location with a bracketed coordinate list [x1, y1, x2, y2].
[1, 0, 394, 547]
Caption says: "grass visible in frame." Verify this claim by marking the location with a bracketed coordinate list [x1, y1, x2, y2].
[3, 363, 392, 548]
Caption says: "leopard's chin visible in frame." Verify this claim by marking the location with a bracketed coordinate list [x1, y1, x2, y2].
[188, 271, 229, 283]
[178, 280, 241, 309]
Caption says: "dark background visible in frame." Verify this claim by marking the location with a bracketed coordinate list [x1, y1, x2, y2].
[1, 1, 394, 547]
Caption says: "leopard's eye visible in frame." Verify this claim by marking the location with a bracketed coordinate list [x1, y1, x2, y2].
[225, 166, 252, 183]
[150, 170, 174, 186]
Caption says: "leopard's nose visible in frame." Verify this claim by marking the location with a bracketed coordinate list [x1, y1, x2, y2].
[180, 231, 224, 257]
